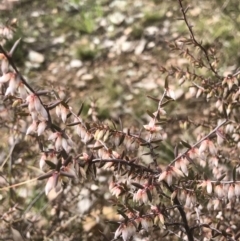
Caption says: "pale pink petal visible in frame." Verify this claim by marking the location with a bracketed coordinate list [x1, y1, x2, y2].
[56, 105, 61, 118]
[55, 136, 62, 151]
[208, 141, 217, 156]
[166, 172, 173, 186]
[39, 105, 48, 120]
[158, 171, 167, 182]
[159, 213, 165, 225]
[27, 95, 35, 112]
[167, 88, 175, 100]
[61, 106, 68, 123]
[45, 176, 54, 195]
[198, 140, 208, 154]
[206, 181, 212, 194]
[18, 83, 28, 100]
[180, 158, 189, 176]
[26, 94, 33, 103]
[141, 218, 149, 231]
[114, 225, 122, 239]
[39, 153, 47, 170]
[5, 74, 19, 96]
[122, 225, 130, 241]
[34, 96, 42, 112]
[0, 73, 11, 83]
[48, 132, 58, 141]
[172, 166, 184, 177]
[61, 138, 68, 152]
[26, 121, 38, 135]
[31, 111, 38, 121]
[235, 183, 240, 196]
[37, 121, 47, 136]
[142, 190, 148, 204]
[1, 58, 9, 74]
[228, 185, 235, 200]
[185, 194, 192, 207]
[5, 86, 13, 96]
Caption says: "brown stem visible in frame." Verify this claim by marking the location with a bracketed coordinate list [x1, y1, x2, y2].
[165, 182, 194, 241]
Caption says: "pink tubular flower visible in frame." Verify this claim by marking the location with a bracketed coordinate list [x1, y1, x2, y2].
[45, 172, 59, 195]
[26, 121, 38, 135]
[175, 157, 189, 176]
[235, 183, 240, 197]
[140, 217, 152, 231]
[5, 73, 20, 96]
[48, 132, 59, 141]
[56, 104, 69, 123]
[26, 94, 35, 112]
[37, 121, 47, 136]
[166, 87, 176, 100]
[48, 132, 68, 151]
[39, 153, 47, 170]
[187, 147, 198, 160]
[55, 105, 61, 118]
[110, 183, 124, 198]
[31, 111, 38, 121]
[55, 134, 63, 151]
[18, 82, 28, 99]
[114, 223, 136, 241]
[143, 118, 162, 133]
[206, 180, 212, 194]
[198, 180, 212, 194]
[0, 72, 11, 83]
[228, 184, 235, 200]
[214, 184, 224, 198]
[0, 53, 9, 74]
[198, 140, 208, 154]
[199, 139, 217, 156]
[133, 189, 148, 204]
[26, 94, 48, 120]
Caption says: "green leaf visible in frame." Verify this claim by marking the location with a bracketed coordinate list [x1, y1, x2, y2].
[131, 182, 144, 189]
[146, 189, 152, 202]
[181, 140, 192, 149]
[233, 166, 237, 182]
[117, 209, 128, 220]
[45, 160, 56, 169]
[77, 103, 84, 116]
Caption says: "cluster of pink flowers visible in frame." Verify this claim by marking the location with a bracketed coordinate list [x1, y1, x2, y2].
[158, 166, 184, 185]
[48, 132, 70, 152]
[109, 181, 125, 197]
[114, 222, 136, 241]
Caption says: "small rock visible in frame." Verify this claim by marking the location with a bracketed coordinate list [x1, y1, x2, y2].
[109, 12, 125, 25]
[109, 0, 127, 10]
[28, 50, 44, 63]
[81, 74, 93, 81]
[70, 59, 82, 68]
[121, 41, 135, 53]
[144, 26, 159, 37]
[53, 35, 65, 44]
[135, 39, 147, 55]
[24, 37, 37, 43]
[146, 41, 155, 49]
[101, 39, 114, 49]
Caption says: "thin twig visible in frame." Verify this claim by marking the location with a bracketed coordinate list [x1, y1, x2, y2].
[92, 158, 158, 174]
[168, 119, 227, 166]
[177, 0, 219, 77]
[23, 189, 45, 214]
[0, 44, 53, 126]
